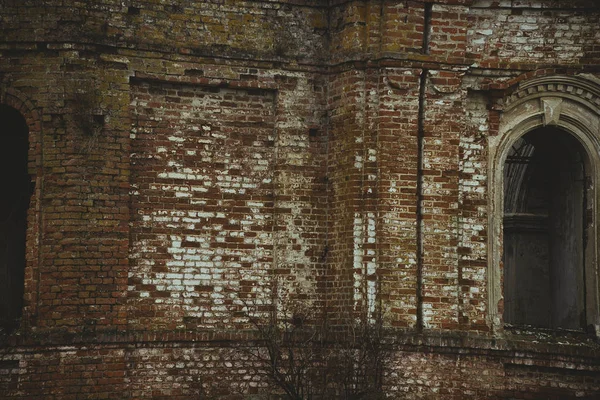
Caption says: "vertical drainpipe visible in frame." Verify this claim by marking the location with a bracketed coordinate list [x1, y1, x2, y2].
[416, 2, 432, 332]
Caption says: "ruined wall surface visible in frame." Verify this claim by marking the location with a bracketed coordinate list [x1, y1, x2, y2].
[1, 0, 600, 398]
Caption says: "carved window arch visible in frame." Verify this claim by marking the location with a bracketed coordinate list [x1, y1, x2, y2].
[489, 75, 600, 333]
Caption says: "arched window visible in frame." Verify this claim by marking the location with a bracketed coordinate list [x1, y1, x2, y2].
[489, 75, 600, 334]
[503, 128, 586, 330]
[0, 104, 31, 332]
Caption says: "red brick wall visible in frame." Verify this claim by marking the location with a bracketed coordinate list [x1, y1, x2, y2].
[2, 0, 600, 398]
[129, 79, 278, 331]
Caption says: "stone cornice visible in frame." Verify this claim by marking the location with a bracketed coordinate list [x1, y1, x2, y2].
[505, 74, 600, 113]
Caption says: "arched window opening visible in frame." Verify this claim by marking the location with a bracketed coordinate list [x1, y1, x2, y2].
[0, 104, 31, 333]
[503, 127, 587, 330]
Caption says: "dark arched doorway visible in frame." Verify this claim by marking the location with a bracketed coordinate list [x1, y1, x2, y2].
[503, 127, 587, 330]
[0, 104, 32, 332]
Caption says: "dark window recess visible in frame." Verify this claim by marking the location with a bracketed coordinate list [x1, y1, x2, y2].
[503, 128, 587, 330]
[0, 105, 32, 333]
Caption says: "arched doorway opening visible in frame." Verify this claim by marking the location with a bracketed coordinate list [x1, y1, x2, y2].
[0, 104, 32, 332]
[489, 75, 600, 334]
[503, 127, 587, 330]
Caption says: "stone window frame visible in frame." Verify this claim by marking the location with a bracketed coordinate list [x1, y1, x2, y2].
[488, 74, 600, 334]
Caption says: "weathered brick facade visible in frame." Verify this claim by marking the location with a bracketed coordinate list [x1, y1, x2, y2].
[1, 0, 600, 398]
